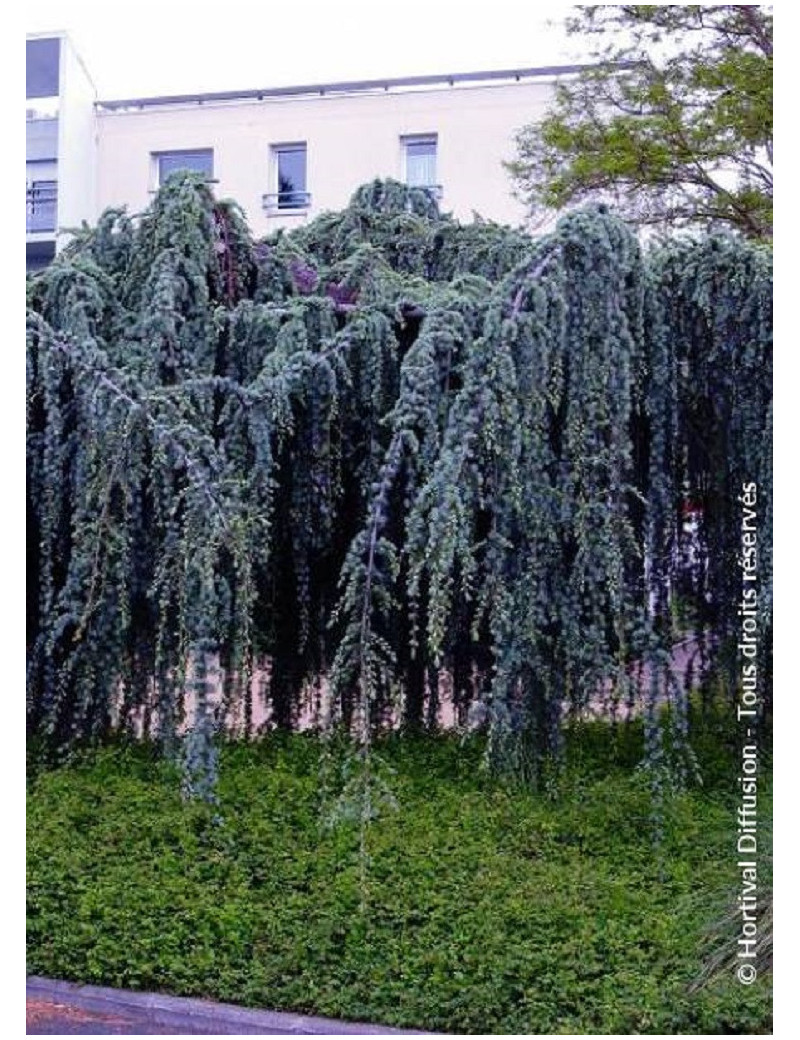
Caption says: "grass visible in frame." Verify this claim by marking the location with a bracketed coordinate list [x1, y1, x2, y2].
[27, 719, 772, 1034]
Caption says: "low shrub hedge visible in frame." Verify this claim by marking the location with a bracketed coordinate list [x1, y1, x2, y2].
[27, 726, 772, 1034]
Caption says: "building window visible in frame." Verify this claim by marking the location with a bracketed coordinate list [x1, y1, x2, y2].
[27, 240, 56, 272]
[27, 37, 61, 100]
[265, 144, 309, 211]
[402, 135, 440, 197]
[154, 149, 214, 186]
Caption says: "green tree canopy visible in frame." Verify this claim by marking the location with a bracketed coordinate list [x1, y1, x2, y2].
[508, 5, 773, 238]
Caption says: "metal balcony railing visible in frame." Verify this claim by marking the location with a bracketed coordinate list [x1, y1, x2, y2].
[413, 183, 443, 201]
[26, 183, 57, 233]
[262, 190, 312, 212]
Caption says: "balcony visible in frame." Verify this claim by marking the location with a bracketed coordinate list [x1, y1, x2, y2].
[263, 190, 312, 213]
[27, 182, 57, 234]
[415, 184, 443, 201]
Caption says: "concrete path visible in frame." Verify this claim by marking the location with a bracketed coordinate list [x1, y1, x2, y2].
[27, 977, 430, 1035]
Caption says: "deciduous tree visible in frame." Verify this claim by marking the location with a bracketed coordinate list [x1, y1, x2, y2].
[508, 5, 773, 238]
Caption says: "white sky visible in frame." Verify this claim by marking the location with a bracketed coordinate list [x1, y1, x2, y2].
[24, 0, 582, 99]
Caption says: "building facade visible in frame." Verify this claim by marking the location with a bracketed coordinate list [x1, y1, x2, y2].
[28, 34, 584, 267]
[26, 33, 97, 270]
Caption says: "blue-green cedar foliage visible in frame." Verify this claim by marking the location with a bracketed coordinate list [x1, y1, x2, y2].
[27, 174, 772, 792]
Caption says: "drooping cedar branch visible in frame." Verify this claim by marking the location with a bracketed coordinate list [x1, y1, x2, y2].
[27, 174, 772, 792]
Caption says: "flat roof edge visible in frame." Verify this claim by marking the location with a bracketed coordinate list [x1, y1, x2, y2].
[96, 64, 593, 111]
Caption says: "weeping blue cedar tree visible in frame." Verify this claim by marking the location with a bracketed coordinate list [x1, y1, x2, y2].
[26, 174, 772, 802]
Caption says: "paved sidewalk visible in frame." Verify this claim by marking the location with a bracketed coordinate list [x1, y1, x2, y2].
[27, 977, 430, 1035]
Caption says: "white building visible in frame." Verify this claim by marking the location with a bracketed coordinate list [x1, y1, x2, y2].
[26, 33, 97, 270]
[27, 33, 585, 268]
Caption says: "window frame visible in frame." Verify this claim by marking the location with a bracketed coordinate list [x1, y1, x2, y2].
[151, 148, 215, 189]
[265, 142, 310, 213]
[401, 133, 441, 197]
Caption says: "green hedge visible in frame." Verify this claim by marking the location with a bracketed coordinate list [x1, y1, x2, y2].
[27, 730, 772, 1034]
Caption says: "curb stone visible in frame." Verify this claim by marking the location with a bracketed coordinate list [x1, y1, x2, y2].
[27, 977, 435, 1035]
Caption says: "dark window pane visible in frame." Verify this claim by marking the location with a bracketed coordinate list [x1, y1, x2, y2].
[27, 240, 57, 272]
[157, 150, 213, 182]
[277, 146, 307, 208]
[27, 38, 61, 99]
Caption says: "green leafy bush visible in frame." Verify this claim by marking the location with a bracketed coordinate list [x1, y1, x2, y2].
[27, 730, 771, 1034]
